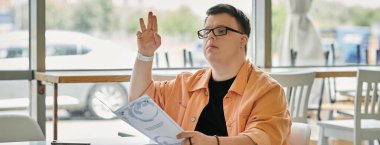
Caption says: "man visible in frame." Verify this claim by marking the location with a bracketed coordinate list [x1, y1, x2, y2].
[129, 4, 291, 145]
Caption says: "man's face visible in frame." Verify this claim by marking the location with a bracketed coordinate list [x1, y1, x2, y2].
[202, 13, 246, 65]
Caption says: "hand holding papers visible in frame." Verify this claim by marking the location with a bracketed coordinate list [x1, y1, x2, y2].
[98, 95, 184, 145]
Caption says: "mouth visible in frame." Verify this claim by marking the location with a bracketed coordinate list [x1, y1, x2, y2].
[206, 45, 218, 50]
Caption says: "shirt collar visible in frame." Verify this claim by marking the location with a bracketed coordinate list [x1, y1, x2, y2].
[188, 59, 253, 96]
[229, 59, 252, 96]
[188, 69, 211, 92]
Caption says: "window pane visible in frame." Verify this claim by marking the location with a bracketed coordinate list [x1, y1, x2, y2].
[0, 0, 29, 70]
[45, 0, 253, 70]
[272, 0, 380, 67]
[0, 80, 30, 116]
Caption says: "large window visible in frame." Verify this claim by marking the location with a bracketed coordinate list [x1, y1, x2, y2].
[45, 0, 253, 70]
[272, 0, 380, 67]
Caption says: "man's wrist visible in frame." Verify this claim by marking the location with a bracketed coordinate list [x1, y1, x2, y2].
[137, 51, 154, 62]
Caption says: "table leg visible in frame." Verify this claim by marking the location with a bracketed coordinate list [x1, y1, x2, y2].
[53, 83, 58, 140]
[317, 78, 325, 121]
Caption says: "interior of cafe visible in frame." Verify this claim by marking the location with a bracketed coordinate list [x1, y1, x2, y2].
[0, 0, 380, 145]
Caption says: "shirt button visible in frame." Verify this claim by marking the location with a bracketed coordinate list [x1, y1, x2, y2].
[191, 116, 196, 122]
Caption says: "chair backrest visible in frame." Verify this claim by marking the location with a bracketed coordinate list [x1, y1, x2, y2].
[355, 69, 380, 122]
[270, 72, 315, 123]
[0, 114, 44, 142]
[289, 122, 311, 145]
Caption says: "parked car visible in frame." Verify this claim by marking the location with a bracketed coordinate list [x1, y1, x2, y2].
[0, 30, 136, 119]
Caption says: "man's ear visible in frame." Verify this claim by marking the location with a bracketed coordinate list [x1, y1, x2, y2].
[240, 35, 248, 49]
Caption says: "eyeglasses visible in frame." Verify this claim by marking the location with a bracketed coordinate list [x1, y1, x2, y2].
[197, 26, 244, 39]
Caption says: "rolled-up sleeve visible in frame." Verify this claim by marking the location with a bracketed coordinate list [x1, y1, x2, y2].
[144, 80, 172, 108]
[240, 84, 291, 145]
[143, 73, 188, 109]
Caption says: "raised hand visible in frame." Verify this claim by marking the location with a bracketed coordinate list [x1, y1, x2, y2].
[136, 11, 161, 57]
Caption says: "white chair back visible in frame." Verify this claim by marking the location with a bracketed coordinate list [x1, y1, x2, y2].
[354, 69, 380, 142]
[355, 69, 380, 120]
[289, 122, 311, 145]
[270, 72, 315, 123]
[0, 115, 44, 142]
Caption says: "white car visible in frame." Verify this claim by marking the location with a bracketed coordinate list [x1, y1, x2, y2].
[0, 30, 136, 119]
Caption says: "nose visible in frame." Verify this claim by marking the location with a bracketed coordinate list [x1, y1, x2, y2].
[207, 31, 216, 40]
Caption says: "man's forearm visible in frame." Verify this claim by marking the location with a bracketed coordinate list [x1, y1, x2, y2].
[129, 58, 154, 102]
[218, 135, 256, 145]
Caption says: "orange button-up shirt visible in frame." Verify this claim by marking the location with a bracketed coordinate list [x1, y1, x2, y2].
[144, 60, 291, 145]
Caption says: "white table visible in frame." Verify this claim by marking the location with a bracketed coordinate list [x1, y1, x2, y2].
[0, 137, 156, 145]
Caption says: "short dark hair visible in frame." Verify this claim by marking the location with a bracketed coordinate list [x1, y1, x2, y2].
[205, 4, 251, 38]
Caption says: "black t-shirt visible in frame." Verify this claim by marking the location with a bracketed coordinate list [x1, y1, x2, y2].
[194, 76, 236, 136]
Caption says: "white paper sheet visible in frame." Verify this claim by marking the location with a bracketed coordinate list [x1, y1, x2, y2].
[113, 95, 184, 145]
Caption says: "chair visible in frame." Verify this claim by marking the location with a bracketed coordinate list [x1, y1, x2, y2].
[0, 114, 44, 142]
[289, 122, 311, 145]
[317, 69, 380, 145]
[270, 72, 315, 123]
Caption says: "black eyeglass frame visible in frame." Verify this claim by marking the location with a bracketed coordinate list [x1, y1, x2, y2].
[197, 26, 244, 39]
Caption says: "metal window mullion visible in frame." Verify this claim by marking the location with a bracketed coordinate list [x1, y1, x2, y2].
[29, 0, 46, 137]
[0, 71, 33, 80]
[248, 0, 256, 62]
[255, 0, 271, 68]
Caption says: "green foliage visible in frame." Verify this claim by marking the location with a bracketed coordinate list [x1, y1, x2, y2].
[18, 3, 29, 30]
[71, 1, 95, 33]
[311, 1, 380, 28]
[18, 1, 204, 39]
[71, 0, 119, 33]
[46, 1, 72, 30]
[19, 1, 380, 38]
[160, 6, 202, 38]
[126, 6, 202, 39]
[125, 10, 145, 34]
[96, 0, 120, 32]
[348, 7, 380, 26]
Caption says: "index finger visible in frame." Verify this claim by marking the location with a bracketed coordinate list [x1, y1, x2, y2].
[176, 131, 196, 139]
[139, 18, 146, 31]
